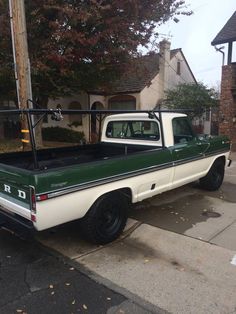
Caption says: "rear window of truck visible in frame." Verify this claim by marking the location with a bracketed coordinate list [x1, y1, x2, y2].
[106, 120, 160, 141]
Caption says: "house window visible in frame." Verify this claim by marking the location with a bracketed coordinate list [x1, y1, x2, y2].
[68, 101, 82, 126]
[108, 95, 136, 110]
[177, 61, 181, 75]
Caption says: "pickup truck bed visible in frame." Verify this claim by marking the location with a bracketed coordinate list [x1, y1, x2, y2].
[0, 142, 159, 170]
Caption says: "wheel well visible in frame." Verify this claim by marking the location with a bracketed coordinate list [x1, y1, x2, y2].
[118, 188, 132, 204]
[97, 188, 132, 205]
[214, 156, 226, 165]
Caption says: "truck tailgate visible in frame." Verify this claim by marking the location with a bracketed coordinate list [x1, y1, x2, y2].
[0, 179, 32, 220]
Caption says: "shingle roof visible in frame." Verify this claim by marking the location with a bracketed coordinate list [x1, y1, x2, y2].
[108, 53, 160, 94]
[211, 11, 236, 45]
[88, 49, 181, 95]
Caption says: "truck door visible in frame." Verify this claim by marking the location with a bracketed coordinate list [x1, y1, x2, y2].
[171, 117, 209, 188]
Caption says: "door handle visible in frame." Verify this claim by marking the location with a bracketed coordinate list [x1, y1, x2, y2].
[174, 148, 182, 152]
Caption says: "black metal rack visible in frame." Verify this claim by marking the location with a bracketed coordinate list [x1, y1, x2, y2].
[0, 108, 191, 169]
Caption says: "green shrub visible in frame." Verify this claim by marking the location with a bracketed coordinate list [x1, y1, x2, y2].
[42, 127, 85, 143]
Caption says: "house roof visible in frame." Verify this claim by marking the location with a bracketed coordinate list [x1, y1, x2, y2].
[88, 48, 181, 95]
[211, 11, 236, 45]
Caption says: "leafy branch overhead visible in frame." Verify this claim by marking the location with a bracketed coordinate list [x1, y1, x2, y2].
[165, 83, 219, 118]
[0, 0, 191, 102]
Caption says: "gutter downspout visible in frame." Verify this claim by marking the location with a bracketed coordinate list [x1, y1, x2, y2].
[214, 46, 225, 66]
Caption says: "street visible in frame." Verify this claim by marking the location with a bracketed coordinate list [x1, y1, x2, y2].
[0, 229, 153, 314]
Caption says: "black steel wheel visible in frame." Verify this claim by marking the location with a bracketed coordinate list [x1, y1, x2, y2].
[199, 159, 225, 191]
[80, 192, 128, 244]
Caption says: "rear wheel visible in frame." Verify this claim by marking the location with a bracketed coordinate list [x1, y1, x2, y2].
[199, 159, 225, 191]
[80, 192, 128, 244]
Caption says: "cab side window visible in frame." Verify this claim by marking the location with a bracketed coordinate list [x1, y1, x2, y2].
[172, 118, 194, 144]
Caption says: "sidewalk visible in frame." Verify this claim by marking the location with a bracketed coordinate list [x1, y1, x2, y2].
[78, 224, 236, 314]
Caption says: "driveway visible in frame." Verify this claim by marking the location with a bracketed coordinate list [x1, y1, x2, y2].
[130, 156, 236, 250]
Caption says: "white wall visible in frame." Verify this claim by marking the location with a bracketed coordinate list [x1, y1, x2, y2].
[168, 51, 195, 90]
[139, 51, 196, 111]
[89, 94, 106, 108]
[140, 75, 162, 110]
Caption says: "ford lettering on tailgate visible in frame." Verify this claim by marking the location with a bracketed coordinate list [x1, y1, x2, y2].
[0, 180, 29, 205]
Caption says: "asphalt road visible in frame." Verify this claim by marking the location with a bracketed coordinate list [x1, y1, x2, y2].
[0, 229, 152, 314]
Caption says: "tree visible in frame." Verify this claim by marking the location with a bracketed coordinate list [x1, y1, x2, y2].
[0, 0, 191, 146]
[164, 82, 218, 119]
[0, 0, 191, 103]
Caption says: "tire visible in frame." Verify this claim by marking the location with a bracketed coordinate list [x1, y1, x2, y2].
[80, 192, 128, 244]
[199, 159, 225, 191]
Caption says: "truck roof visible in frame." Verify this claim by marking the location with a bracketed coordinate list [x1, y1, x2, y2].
[105, 112, 186, 121]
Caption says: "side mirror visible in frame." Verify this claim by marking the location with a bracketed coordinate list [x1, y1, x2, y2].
[197, 134, 212, 141]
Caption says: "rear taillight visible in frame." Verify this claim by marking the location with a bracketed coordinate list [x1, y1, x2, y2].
[36, 194, 48, 201]
[29, 186, 37, 223]
[29, 186, 36, 213]
[31, 214, 36, 222]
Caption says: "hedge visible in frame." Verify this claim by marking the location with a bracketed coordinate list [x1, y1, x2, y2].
[42, 127, 85, 143]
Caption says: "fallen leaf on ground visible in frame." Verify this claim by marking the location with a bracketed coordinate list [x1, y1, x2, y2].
[83, 304, 88, 310]
[72, 300, 75, 305]
[49, 285, 54, 289]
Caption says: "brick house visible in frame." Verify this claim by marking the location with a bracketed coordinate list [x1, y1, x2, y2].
[46, 40, 197, 142]
[212, 11, 236, 151]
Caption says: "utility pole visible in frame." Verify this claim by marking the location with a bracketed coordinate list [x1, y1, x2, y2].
[9, 0, 33, 149]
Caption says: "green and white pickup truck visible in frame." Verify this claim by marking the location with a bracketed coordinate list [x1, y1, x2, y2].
[0, 109, 231, 244]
